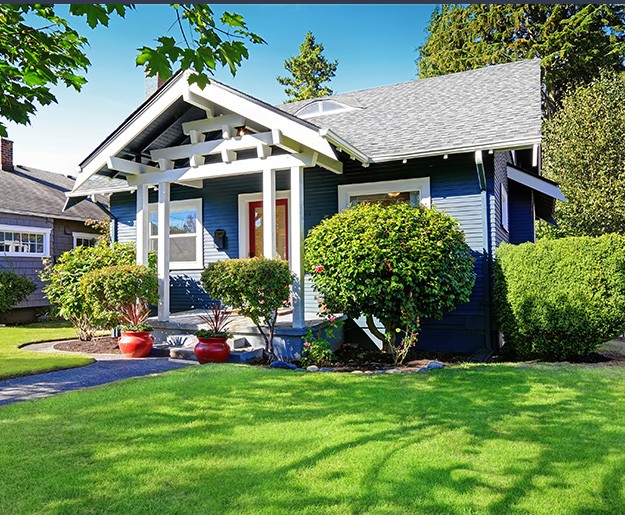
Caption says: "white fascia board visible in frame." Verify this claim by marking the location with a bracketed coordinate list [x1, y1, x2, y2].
[507, 165, 567, 202]
[127, 153, 316, 187]
[369, 137, 542, 164]
[73, 74, 189, 191]
[66, 185, 135, 197]
[319, 128, 370, 165]
[187, 82, 339, 161]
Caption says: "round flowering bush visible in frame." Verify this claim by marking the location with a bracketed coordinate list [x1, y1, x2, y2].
[304, 202, 475, 352]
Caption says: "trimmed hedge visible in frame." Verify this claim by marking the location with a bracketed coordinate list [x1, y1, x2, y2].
[494, 234, 625, 360]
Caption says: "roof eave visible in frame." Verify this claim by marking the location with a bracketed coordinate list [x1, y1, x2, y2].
[369, 137, 542, 164]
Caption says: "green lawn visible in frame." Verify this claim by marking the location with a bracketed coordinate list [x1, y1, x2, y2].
[1, 363, 625, 514]
[0, 322, 94, 379]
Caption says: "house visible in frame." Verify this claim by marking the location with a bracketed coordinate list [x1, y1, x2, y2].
[67, 59, 565, 357]
[0, 139, 107, 322]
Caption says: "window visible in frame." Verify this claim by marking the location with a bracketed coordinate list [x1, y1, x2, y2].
[148, 198, 203, 269]
[337, 178, 431, 211]
[295, 100, 355, 119]
[0, 224, 51, 257]
[73, 232, 99, 249]
[501, 183, 509, 232]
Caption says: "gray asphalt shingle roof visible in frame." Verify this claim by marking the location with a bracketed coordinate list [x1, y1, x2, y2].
[0, 165, 107, 221]
[277, 59, 542, 160]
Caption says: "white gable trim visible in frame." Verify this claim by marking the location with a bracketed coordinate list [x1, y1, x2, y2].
[73, 72, 342, 193]
[74, 73, 190, 190]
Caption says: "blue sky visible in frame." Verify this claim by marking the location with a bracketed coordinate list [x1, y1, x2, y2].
[7, 4, 436, 174]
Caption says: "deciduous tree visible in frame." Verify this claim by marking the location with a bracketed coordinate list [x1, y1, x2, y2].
[0, 4, 264, 136]
[539, 73, 625, 238]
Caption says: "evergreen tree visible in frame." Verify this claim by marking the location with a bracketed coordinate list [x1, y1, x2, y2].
[277, 31, 338, 102]
[416, 4, 625, 113]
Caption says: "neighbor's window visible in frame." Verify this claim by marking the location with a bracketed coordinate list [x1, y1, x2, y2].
[337, 178, 431, 211]
[501, 183, 509, 232]
[0, 224, 51, 257]
[73, 232, 98, 249]
[149, 198, 203, 269]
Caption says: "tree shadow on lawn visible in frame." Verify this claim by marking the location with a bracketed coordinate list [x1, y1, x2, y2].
[1, 364, 625, 514]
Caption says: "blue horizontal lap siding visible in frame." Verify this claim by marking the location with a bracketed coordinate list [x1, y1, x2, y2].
[110, 154, 490, 352]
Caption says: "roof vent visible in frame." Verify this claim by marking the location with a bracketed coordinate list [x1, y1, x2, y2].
[295, 100, 355, 119]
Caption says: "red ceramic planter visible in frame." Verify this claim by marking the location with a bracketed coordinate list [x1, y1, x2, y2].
[194, 337, 231, 364]
[118, 331, 154, 358]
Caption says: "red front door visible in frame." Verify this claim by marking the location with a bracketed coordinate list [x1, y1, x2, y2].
[248, 198, 289, 259]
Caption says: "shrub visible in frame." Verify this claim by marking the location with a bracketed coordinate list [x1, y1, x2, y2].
[305, 202, 475, 361]
[494, 234, 625, 360]
[40, 242, 141, 340]
[201, 258, 293, 360]
[0, 268, 36, 318]
[80, 264, 158, 332]
[300, 316, 341, 368]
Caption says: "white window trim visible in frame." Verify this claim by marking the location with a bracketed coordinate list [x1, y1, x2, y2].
[501, 183, 509, 233]
[148, 198, 203, 270]
[72, 232, 99, 249]
[0, 224, 52, 258]
[337, 177, 431, 211]
[238, 190, 291, 260]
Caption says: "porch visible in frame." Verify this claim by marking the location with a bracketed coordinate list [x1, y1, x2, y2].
[149, 309, 345, 362]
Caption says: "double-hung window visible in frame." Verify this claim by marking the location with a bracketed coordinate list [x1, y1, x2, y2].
[148, 198, 203, 270]
[0, 224, 51, 257]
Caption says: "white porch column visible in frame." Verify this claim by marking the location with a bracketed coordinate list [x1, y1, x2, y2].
[290, 166, 305, 329]
[135, 183, 149, 266]
[262, 168, 276, 258]
[157, 182, 170, 322]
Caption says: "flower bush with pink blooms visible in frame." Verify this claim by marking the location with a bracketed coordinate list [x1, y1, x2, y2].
[300, 316, 341, 368]
[305, 202, 475, 363]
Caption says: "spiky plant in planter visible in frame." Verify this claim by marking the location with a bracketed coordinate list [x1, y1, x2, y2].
[193, 303, 234, 363]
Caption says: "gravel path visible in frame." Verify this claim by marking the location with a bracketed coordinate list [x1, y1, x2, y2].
[0, 341, 193, 407]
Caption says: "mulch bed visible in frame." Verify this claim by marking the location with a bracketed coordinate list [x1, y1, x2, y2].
[326, 345, 466, 372]
[54, 336, 121, 354]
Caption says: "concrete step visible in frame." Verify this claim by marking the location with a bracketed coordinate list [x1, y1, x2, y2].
[169, 346, 263, 363]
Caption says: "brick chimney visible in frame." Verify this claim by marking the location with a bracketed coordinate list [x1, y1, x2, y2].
[1, 137, 13, 172]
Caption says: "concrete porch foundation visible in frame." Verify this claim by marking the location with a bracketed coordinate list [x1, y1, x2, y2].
[150, 309, 345, 362]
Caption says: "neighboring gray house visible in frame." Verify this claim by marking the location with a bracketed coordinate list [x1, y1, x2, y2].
[0, 138, 107, 322]
[67, 59, 565, 357]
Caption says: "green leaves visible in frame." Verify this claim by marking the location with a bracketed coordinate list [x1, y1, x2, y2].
[40, 241, 142, 340]
[0, 269, 36, 317]
[201, 258, 293, 359]
[277, 31, 338, 102]
[539, 73, 625, 239]
[416, 4, 625, 113]
[304, 202, 475, 346]
[495, 235, 625, 360]
[0, 4, 264, 135]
